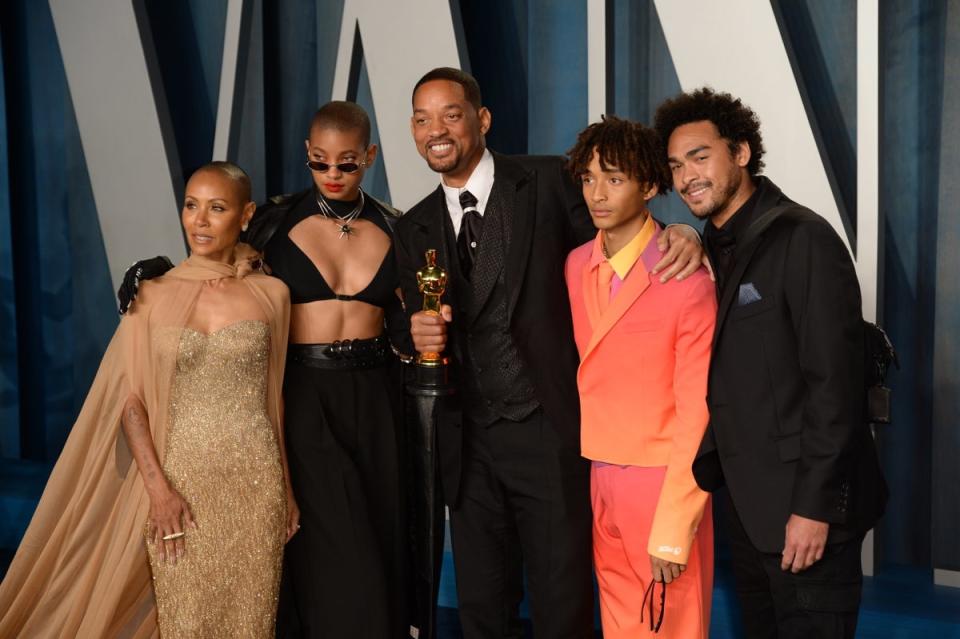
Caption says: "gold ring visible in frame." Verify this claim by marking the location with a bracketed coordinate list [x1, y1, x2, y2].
[162, 532, 186, 541]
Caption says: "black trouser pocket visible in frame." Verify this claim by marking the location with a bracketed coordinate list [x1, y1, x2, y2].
[796, 579, 862, 613]
[796, 536, 864, 613]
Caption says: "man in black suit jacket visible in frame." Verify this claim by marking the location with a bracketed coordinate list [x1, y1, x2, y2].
[396, 68, 704, 638]
[655, 88, 887, 639]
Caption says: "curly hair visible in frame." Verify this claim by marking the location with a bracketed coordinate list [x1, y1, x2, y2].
[566, 115, 672, 195]
[653, 87, 765, 176]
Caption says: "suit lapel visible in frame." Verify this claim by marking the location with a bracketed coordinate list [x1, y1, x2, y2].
[712, 237, 764, 346]
[711, 180, 799, 347]
[495, 154, 537, 323]
[581, 230, 659, 363]
[412, 186, 458, 304]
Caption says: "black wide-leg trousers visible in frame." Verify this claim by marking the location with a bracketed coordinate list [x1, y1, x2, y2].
[276, 358, 406, 638]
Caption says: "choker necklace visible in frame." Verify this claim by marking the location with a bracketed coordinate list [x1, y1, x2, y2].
[316, 189, 364, 238]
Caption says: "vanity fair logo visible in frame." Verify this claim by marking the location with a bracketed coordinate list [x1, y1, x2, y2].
[48, 0, 879, 324]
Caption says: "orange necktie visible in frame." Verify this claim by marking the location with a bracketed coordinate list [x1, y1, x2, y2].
[597, 261, 615, 315]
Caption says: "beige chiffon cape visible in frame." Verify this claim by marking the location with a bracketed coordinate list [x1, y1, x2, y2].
[0, 252, 290, 638]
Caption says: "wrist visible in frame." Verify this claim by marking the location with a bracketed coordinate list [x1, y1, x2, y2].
[144, 475, 173, 498]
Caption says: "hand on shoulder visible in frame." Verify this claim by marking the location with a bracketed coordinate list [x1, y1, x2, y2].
[653, 224, 713, 283]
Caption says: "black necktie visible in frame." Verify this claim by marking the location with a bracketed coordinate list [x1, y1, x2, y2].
[457, 190, 482, 277]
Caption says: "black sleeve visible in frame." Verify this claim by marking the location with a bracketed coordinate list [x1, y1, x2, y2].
[117, 256, 174, 314]
[384, 291, 414, 359]
[783, 219, 865, 522]
[394, 220, 424, 332]
[242, 204, 284, 252]
[242, 191, 308, 251]
[556, 159, 595, 247]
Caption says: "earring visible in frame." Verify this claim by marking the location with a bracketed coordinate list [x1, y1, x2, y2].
[242, 222, 249, 232]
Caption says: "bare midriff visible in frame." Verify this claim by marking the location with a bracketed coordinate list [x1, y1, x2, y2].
[289, 300, 384, 343]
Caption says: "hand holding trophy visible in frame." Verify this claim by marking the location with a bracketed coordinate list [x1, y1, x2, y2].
[415, 249, 448, 368]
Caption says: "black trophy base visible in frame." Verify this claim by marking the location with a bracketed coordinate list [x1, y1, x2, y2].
[407, 360, 455, 397]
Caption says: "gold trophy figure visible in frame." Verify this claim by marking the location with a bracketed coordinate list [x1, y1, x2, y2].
[416, 249, 448, 367]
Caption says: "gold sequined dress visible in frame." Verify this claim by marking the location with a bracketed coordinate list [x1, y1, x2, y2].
[148, 320, 286, 638]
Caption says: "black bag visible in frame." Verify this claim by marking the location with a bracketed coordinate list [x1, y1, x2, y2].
[863, 321, 898, 424]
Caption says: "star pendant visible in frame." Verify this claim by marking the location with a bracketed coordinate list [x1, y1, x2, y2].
[337, 223, 355, 239]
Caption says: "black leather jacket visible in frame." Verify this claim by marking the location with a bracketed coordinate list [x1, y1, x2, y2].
[242, 188, 401, 250]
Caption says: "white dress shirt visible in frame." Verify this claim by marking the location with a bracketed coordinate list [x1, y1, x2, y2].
[442, 148, 495, 237]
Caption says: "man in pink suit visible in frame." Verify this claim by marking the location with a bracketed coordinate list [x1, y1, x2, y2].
[564, 116, 717, 638]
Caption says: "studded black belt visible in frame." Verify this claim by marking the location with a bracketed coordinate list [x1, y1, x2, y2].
[288, 335, 391, 370]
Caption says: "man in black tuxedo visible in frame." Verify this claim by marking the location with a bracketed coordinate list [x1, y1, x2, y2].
[654, 88, 887, 639]
[396, 68, 704, 638]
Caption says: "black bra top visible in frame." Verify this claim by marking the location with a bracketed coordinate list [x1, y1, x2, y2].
[264, 190, 400, 308]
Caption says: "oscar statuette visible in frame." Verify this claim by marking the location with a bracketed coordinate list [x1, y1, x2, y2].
[411, 249, 453, 391]
[405, 248, 453, 639]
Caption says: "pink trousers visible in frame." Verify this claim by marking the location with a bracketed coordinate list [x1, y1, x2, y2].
[591, 463, 713, 638]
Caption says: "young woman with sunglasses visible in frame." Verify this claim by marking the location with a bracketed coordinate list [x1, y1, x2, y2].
[247, 101, 412, 638]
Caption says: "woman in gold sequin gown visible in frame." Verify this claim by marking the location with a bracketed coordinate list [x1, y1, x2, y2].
[146, 319, 288, 636]
[139, 164, 299, 637]
[0, 162, 298, 638]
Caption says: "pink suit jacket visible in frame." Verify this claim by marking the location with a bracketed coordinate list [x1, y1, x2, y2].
[565, 224, 717, 563]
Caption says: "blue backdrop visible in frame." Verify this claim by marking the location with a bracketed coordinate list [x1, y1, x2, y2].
[1, 0, 958, 607]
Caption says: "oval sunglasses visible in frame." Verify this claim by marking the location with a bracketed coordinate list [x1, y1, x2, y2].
[305, 158, 369, 174]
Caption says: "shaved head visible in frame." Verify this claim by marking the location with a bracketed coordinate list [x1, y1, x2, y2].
[191, 161, 252, 202]
[308, 101, 372, 147]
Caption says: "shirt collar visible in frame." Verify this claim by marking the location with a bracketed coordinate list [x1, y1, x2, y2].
[704, 176, 765, 246]
[442, 148, 495, 219]
[588, 214, 657, 280]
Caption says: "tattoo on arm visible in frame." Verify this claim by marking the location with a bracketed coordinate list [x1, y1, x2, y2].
[122, 398, 165, 492]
